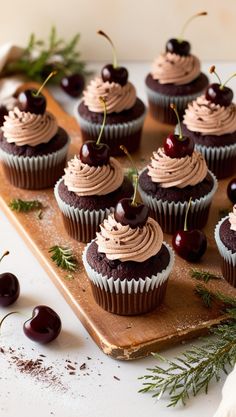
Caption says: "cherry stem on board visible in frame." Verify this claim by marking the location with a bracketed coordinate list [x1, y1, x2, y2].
[0, 311, 19, 332]
[97, 30, 118, 68]
[184, 197, 192, 232]
[120, 145, 139, 206]
[178, 11, 207, 42]
[170, 103, 183, 140]
[96, 97, 107, 146]
[34, 71, 57, 97]
[0, 251, 10, 264]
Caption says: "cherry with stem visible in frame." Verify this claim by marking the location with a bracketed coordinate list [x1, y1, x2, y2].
[205, 65, 235, 106]
[0, 250, 20, 307]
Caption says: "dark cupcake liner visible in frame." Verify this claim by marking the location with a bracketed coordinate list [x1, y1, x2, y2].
[139, 170, 218, 234]
[75, 107, 146, 156]
[54, 179, 112, 243]
[82, 242, 174, 316]
[0, 142, 69, 190]
[195, 143, 236, 179]
[146, 86, 205, 125]
[215, 216, 236, 287]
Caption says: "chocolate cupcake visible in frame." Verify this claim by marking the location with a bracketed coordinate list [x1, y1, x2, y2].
[0, 92, 70, 189]
[138, 147, 217, 234]
[145, 13, 208, 125]
[181, 67, 236, 179]
[75, 31, 146, 155]
[83, 210, 174, 315]
[215, 205, 236, 287]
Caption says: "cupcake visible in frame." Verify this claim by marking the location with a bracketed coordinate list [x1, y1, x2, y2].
[55, 98, 133, 242]
[181, 66, 236, 179]
[76, 31, 146, 156]
[83, 197, 174, 315]
[0, 87, 70, 189]
[145, 12, 208, 125]
[215, 205, 236, 287]
[138, 108, 217, 234]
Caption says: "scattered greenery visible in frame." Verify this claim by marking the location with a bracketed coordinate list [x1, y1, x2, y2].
[190, 268, 222, 283]
[9, 198, 42, 213]
[3, 26, 87, 83]
[49, 245, 77, 272]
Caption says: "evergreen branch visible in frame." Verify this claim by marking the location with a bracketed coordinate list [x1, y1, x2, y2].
[194, 284, 214, 307]
[190, 268, 222, 283]
[49, 246, 77, 272]
[9, 198, 42, 213]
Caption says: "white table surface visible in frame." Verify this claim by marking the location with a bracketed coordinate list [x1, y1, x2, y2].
[0, 61, 235, 417]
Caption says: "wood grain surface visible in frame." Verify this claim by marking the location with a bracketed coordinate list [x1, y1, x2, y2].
[0, 82, 235, 360]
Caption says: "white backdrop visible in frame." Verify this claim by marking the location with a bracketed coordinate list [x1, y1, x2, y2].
[1, 0, 236, 61]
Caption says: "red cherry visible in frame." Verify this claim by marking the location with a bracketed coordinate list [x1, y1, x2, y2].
[80, 141, 110, 166]
[166, 39, 190, 56]
[114, 198, 149, 229]
[23, 305, 61, 344]
[205, 83, 233, 107]
[101, 64, 128, 86]
[0, 273, 20, 307]
[60, 73, 85, 97]
[18, 89, 46, 114]
[227, 178, 236, 204]
[164, 133, 194, 158]
[172, 230, 207, 262]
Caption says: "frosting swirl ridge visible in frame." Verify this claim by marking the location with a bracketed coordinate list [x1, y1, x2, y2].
[96, 214, 163, 262]
[83, 77, 136, 113]
[147, 148, 208, 188]
[2, 107, 58, 146]
[64, 156, 124, 196]
[183, 95, 236, 135]
[229, 205, 236, 232]
[151, 52, 201, 85]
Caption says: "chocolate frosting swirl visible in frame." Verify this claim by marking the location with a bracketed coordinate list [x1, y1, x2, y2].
[147, 148, 208, 188]
[96, 214, 163, 262]
[83, 77, 136, 113]
[229, 205, 236, 232]
[151, 52, 201, 85]
[2, 107, 58, 147]
[64, 155, 124, 196]
[183, 95, 236, 135]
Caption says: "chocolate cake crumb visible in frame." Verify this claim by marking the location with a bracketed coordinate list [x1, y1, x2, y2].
[113, 376, 120, 381]
[80, 363, 86, 370]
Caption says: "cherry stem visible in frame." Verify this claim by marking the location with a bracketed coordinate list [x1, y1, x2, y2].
[221, 72, 236, 90]
[34, 71, 57, 97]
[120, 145, 138, 206]
[184, 197, 192, 232]
[178, 11, 207, 42]
[170, 103, 183, 140]
[97, 30, 118, 68]
[96, 97, 107, 146]
[0, 311, 18, 333]
[0, 251, 9, 264]
[209, 65, 222, 86]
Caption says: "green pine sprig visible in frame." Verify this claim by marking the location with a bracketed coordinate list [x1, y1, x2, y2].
[190, 268, 222, 283]
[9, 198, 43, 213]
[3, 26, 88, 83]
[49, 245, 77, 272]
[139, 284, 236, 407]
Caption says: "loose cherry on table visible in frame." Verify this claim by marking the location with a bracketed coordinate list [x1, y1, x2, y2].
[114, 145, 149, 228]
[205, 66, 235, 107]
[80, 96, 110, 166]
[98, 30, 128, 86]
[60, 73, 85, 97]
[0, 251, 20, 307]
[164, 104, 194, 158]
[172, 198, 207, 262]
[23, 305, 62, 344]
[18, 71, 56, 114]
[227, 178, 236, 204]
[165, 12, 207, 56]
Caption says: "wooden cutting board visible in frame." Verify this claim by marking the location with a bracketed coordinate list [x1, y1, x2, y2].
[0, 82, 235, 360]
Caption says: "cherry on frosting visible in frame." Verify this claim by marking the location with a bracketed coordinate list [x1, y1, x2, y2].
[98, 30, 128, 86]
[80, 96, 110, 166]
[205, 66, 234, 107]
[18, 71, 56, 114]
[165, 12, 207, 56]
[114, 145, 149, 228]
[164, 104, 194, 158]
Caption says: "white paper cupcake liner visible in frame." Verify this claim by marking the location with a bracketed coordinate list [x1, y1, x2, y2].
[0, 140, 70, 189]
[215, 216, 236, 267]
[54, 178, 113, 242]
[82, 241, 174, 295]
[138, 170, 218, 234]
